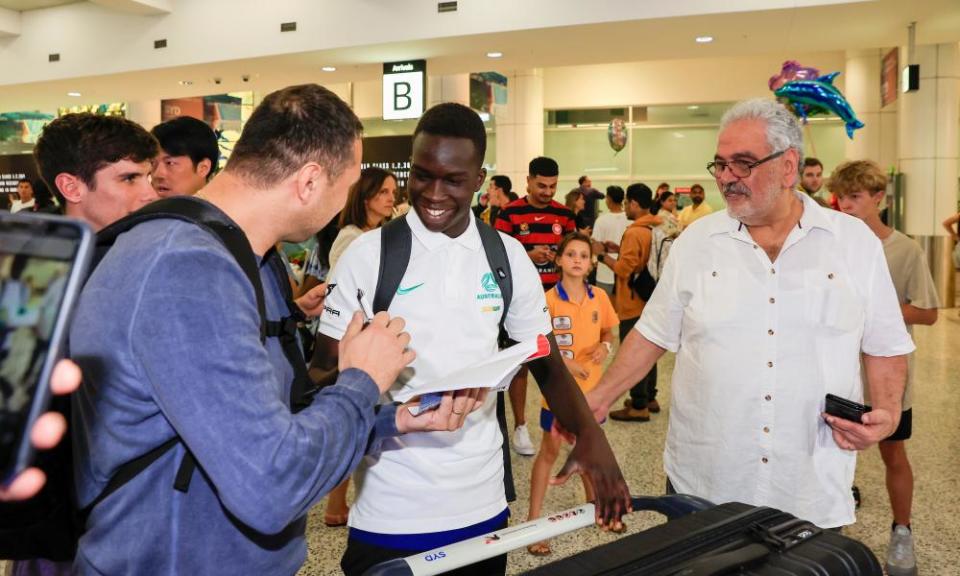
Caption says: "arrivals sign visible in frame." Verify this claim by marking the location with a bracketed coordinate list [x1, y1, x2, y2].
[383, 60, 426, 121]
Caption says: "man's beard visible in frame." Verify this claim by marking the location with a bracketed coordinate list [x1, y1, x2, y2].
[723, 181, 781, 223]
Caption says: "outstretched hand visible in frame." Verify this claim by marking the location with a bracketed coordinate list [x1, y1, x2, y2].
[397, 388, 490, 433]
[550, 428, 631, 530]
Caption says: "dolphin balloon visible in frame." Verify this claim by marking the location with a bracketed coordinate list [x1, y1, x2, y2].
[774, 72, 864, 139]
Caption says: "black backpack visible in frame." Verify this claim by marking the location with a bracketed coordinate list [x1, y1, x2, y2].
[373, 215, 518, 501]
[0, 196, 315, 561]
[627, 225, 657, 302]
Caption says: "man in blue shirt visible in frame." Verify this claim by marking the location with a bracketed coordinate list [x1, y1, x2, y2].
[69, 84, 465, 575]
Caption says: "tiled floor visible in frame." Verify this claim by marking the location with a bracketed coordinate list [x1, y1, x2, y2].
[300, 307, 960, 575]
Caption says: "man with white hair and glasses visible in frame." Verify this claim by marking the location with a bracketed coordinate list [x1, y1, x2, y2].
[586, 98, 913, 530]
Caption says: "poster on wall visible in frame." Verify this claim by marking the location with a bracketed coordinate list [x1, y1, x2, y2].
[160, 93, 254, 169]
[470, 72, 508, 115]
[881, 48, 899, 108]
[0, 154, 41, 196]
[362, 135, 413, 190]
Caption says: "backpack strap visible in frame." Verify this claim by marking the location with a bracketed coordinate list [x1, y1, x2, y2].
[475, 219, 512, 333]
[263, 250, 317, 414]
[474, 219, 517, 503]
[373, 216, 413, 314]
[87, 197, 297, 506]
[96, 196, 267, 343]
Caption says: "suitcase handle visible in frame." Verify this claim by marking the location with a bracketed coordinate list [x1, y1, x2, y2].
[630, 494, 714, 520]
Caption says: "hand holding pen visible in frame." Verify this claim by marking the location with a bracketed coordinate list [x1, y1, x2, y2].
[337, 289, 415, 394]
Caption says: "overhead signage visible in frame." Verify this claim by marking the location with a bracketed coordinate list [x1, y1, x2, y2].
[383, 59, 426, 121]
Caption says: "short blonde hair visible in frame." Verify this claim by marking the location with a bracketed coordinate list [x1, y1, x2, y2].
[827, 160, 887, 197]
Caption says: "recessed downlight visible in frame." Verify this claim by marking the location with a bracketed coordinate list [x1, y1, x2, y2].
[687, 105, 700, 110]
[67, 91, 82, 97]
[321, 66, 337, 72]
[695, 36, 714, 43]
[486, 51, 503, 58]
[179, 80, 194, 86]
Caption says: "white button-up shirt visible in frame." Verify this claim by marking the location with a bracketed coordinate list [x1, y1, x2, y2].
[637, 192, 914, 527]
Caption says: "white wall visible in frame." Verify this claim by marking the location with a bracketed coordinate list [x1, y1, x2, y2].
[543, 51, 847, 109]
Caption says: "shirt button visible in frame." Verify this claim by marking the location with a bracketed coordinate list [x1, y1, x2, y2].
[770, 268, 776, 275]
[769, 297, 776, 304]
[767, 361, 774, 368]
[712, 271, 718, 277]
[828, 273, 835, 279]
[765, 395, 772, 401]
[753, 245, 758, 250]
[763, 426, 770, 433]
[768, 329, 774, 335]
[762, 457, 769, 464]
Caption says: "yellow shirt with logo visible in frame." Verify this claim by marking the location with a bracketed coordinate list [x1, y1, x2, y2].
[543, 283, 618, 408]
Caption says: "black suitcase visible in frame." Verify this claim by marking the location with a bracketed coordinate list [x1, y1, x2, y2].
[525, 501, 881, 576]
[362, 495, 882, 576]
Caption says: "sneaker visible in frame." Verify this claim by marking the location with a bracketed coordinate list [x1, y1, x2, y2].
[885, 525, 918, 576]
[647, 400, 661, 413]
[512, 424, 536, 456]
[609, 406, 651, 422]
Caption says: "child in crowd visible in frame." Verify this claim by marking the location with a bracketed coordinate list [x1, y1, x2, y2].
[526, 232, 618, 556]
[831, 160, 939, 576]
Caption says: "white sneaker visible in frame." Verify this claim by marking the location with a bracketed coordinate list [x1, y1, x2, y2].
[512, 424, 536, 456]
[885, 525, 918, 576]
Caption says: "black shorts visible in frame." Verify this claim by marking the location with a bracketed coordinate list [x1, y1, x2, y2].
[883, 408, 913, 442]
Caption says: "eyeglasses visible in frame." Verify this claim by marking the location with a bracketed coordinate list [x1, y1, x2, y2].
[706, 150, 786, 179]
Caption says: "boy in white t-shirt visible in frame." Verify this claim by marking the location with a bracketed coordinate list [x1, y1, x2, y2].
[832, 160, 939, 576]
[316, 103, 629, 576]
[590, 186, 630, 297]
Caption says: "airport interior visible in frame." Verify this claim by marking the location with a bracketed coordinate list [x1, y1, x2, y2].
[1, 0, 960, 574]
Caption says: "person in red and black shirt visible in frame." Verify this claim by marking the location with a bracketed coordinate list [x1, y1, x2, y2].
[495, 156, 575, 457]
[496, 157, 576, 290]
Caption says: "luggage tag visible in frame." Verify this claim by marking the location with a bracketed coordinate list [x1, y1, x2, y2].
[407, 335, 551, 416]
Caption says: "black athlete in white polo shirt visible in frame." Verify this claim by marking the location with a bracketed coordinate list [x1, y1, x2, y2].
[314, 103, 630, 576]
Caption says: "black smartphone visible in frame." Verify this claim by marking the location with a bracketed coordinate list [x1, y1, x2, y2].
[0, 212, 93, 484]
[825, 393, 872, 424]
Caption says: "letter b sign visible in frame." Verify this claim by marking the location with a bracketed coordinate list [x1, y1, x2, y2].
[383, 71, 424, 120]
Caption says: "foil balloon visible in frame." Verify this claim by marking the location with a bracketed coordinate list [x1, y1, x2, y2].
[774, 72, 865, 139]
[768, 60, 821, 91]
[608, 118, 627, 153]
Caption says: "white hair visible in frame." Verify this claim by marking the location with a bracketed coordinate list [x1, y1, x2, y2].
[720, 99, 804, 169]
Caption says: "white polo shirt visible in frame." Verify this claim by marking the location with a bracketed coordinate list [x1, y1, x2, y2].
[318, 210, 551, 534]
[637, 192, 914, 528]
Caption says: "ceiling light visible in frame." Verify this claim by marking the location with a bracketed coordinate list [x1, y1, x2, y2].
[687, 105, 700, 110]
[179, 80, 193, 86]
[695, 36, 714, 44]
[486, 51, 503, 58]
[67, 91, 82, 97]
[321, 66, 337, 72]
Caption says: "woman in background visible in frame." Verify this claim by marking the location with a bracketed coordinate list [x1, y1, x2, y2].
[319, 167, 396, 528]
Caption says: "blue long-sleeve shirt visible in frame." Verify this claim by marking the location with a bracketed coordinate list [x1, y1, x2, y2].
[70, 219, 396, 575]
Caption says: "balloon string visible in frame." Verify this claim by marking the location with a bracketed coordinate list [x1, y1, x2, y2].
[804, 122, 818, 158]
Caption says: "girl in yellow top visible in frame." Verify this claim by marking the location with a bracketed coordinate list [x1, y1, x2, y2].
[526, 232, 618, 556]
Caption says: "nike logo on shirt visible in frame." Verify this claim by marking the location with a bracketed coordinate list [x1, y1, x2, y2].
[396, 283, 425, 295]
[534, 216, 546, 221]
